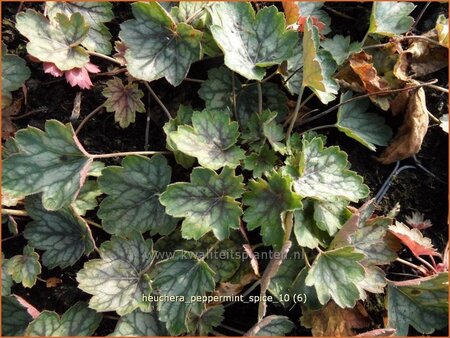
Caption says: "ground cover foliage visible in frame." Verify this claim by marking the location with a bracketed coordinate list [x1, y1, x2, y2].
[1, 1, 449, 336]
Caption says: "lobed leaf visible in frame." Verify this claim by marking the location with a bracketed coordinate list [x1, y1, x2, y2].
[45, 1, 114, 54]
[368, 2, 416, 37]
[209, 3, 297, 80]
[102, 77, 145, 128]
[2, 254, 13, 296]
[76, 233, 154, 315]
[119, 2, 202, 86]
[187, 305, 224, 336]
[292, 136, 369, 202]
[24, 302, 102, 336]
[1, 296, 33, 336]
[245, 315, 294, 336]
[24, 195, 95, 269]
[98, 155, 176, 236]
[305, 246, 366, 308]
[16, 10, 89, 70]
[6, 245, 41, 288]
[387, 273, 448, 335]
[243, 171, 302, 249]
[294, 200, 330, 249]
[168, 109, 245, 170]
[336, 91, 393, 151]
[152, 251, 215, 335]
[2, 120, 92, 211]
[111, 309, 168, 336]
[160, 167, 244, 240]
[320, 35, 361, 66]
[72, 180, 102, 216]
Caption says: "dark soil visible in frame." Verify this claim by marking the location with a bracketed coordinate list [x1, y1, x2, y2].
[2, 1, 448, 336]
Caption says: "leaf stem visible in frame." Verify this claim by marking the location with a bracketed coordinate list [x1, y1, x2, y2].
[231, 71, 238, 122]
[85, 219, 103, 229]
[416, 255, 438, 274]
[257, 81, 263, 115]
[142, 82, 172, 120]
[87, 51, 122, 66]
[408, 2, 431, 33]
[395, 257, 428, 275]
[90, 150, 171, 159]
[2, 233, 23, 242]
[402, 35, 441, 46]
[261, 70, 279, 83]
[302, 247, 311, 269]
[301, 124, 336, 134]
[2, 209, 28, 217]
[184, 77, 205, 84]
[297, 80, 438, 127]
[422, 82, 449, 95]
[257, 212, 293, 321]
[217, 324, 245, 336]
[75, 103, 105, 135]
[185, 3, 213, 24]
[286, 84, 305, 140]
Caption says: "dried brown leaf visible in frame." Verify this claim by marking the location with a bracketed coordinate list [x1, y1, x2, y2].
[378, 83, 429, 164]
[46, 277, 63, 288]
[2, 98, 22, 139]
[303, 301, 371, 336]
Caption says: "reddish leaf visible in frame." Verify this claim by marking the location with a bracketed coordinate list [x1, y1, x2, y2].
[282, 1, 299, 25]
[298, 16, 325, 32]
[388, 222, 440, 257]
[13, 294, 40, 319]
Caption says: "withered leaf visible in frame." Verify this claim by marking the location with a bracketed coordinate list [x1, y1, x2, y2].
[302, 301, 371, 336]
[378, 83, 429, 164]
[2, 98, 22, 140]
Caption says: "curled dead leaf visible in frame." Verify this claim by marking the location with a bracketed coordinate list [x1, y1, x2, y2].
[394, 30, 448, 81]
[378, 82, 429, 164]
[2, 98, 23, 140]
[46, 277, 63, 288]
[302, 301, 371, 336]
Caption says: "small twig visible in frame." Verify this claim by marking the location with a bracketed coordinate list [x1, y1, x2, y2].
[211, 330, 226, 337]
[257, 82, 263, 115]
[90, 150, 171, 159]
[286, 84, 305, 139]
[11, 107, 47, 120]
[142, 82, 172, 120]
[283, 93, 315, 127]
[184, 77, 205, 84]
[2, 233, 23, 242]
[408, 2, 431, 33]
[413, 155, 446, 183]
[93, 68, 127, 77]
[144, 95, 151, 151]
[402, 35, 441, 46]
[298, 80, 438, 127]
[302, 247, 311, 269]
[2, 209, 28, 217]
[231, 71, 238, 122]
[87, 51, 122, 65]
[261, 71, 279, 83]
[423, 83, 449, 95]
[323, 5, 356, 21]
[85, 219, 103, 229]
[75, 103, 105, 134]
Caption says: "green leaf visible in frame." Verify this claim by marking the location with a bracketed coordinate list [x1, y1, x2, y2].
[313, 198, 350, 236]
[320, 35, 361, 66]
[2, 254, 13, 296]
[98, 155, 176, 236]
[171, 2, 209, 25]
[244, 144, 278, 178]
[24, 302, 102, 336]
[1, 44, 31, 106]
[163, 104, 196, 168]
[303, 18, 338, 104]
[368, 2, 416, 37]
[290, 267, 322, 310]
[387, 273, 448, 336]
[305, 246, 365, 308]
[102, 77, 145, 128]
[152, 251, 215, 335]
[187, 305, 224, 336]
[72, 180, 102, 216]
[198, 66, 288, 126]
[160, 167, 244, 240]
[6, 245, 41, 288]
[209, 3, 297, 80]
[243, 171, 302, 249]
[111, 309, 168, 336]
[292, 137, 369, 202]
[297, 2, 331, 34]
[261, 110, 286, 154]
[76, 233, 154, 315]
[168, 109, 245, 170]
[1, 296, 33, 336]
[336, 91, 392, 151]
[45, 1, 114, 54]
[2, 120, 92, 211]
[119, 2, 202, 86]
[294, 200, 330, 249]
[16, 10, 89, 70]
[156, 231, 242, 283]
[246, 315, 294, 336]
[24, 195, 95, 269]
[436, 15, 449, 47]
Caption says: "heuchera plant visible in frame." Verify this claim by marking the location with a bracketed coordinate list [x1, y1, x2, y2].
[1, 1, 448, 337]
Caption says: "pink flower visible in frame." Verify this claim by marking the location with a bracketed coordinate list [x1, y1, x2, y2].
[43, 61, 100, 89]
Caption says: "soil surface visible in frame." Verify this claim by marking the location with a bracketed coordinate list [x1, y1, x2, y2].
[2, 2, 448, 336]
